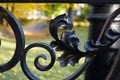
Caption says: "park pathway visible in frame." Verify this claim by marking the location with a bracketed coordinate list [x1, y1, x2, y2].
[23, 19, 50, 39]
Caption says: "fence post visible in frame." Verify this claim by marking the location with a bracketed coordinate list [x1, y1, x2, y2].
[85, 4, 120, 80]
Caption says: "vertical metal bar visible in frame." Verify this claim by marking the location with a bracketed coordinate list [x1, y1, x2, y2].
[85, 4, 120, 80]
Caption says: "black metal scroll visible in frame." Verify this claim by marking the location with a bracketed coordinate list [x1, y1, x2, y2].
[49, 8, 120, 80]
[0, 5, 120, 80]
[21, 43, 56, 80]
[0, 6, 25, 72]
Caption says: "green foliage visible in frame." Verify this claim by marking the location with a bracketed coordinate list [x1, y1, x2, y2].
[0, 3, 90, 22]
[74, 4, 91, 21]
[44, 3, 66, 18]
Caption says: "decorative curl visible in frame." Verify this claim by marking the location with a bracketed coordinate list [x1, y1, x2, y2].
[84, 8, 120, 55]
[0, 6, 25, 72]
[49, 13, 73, 41]
[49, 14, 84, 67]
[21, 43, 56, 80]
[49, 8, 120, 80]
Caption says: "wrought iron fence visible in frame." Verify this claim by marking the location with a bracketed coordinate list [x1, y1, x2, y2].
[0, 2, 120, 80]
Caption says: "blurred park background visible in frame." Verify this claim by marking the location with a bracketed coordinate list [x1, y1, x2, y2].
[0, 3, 90, 80]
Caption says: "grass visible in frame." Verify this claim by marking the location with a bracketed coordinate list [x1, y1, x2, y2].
[0, 26, 88, 80]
